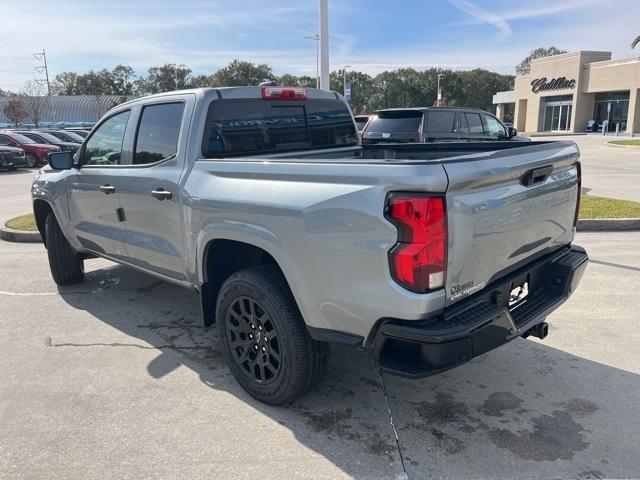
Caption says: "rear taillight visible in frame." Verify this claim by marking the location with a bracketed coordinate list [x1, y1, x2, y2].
[261, 87, 308, 100]
[574, 162, 582, 228]
[385, 194, 447, 293]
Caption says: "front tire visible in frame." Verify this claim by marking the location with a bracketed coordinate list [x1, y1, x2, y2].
[216, 265, 328, 406]
[45, 213, 85, 285]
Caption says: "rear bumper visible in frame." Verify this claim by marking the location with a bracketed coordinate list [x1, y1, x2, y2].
[373, 245, 588, 378]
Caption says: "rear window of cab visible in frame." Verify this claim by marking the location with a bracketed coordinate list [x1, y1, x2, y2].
[201, 99, 358, 158]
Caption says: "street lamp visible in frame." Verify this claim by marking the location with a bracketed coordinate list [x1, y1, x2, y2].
[319, 0, 329, 90]
[343, 65, 352, 101]
[343, 65, 351, 87]
[437, 73, 445, 107]
[305, 35, 320, 88]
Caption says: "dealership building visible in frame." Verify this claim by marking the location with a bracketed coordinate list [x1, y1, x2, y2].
[493, 51, 640, 135]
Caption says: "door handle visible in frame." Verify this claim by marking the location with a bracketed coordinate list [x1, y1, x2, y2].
[151, 189, 173, 201]
[521, 165, 553, 187]
[99, 185, 116, 194]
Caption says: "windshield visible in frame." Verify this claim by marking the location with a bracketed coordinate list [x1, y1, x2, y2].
[47, 131, 75, 142]
[355, 118, 368, 130]
[202, 99, 358, 158]
[366, 112, 422, 133]
[9, 133, 36, 144]
[26, 132, 60, 143]
[61, 131, 85, 142]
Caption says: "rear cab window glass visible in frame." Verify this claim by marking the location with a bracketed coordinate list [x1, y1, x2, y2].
[465, 113, 484, 134]
[202, 99, 357, 158]
[134, 103, 185, 165]
[426, 111, 456, 133]
[366, 111, 422, 133]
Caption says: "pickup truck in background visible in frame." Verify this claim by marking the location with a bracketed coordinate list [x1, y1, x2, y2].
[32, 87, 587, 405]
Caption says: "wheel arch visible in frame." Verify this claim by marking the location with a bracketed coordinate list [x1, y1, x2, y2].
[199, 237, 303, 328]
[33, 199, 54, 246]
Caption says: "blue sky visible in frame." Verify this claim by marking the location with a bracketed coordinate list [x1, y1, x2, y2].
[1, 0, 639, 90]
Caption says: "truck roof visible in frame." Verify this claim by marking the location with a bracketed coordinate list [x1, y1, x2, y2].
[376, 106, 486, 114]
[118, 86, 343, 108]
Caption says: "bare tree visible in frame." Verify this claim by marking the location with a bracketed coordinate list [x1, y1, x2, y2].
[3, 96, 28, 127]
[21, 81, 49, 127]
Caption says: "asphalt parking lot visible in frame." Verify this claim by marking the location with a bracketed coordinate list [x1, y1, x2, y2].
[1, 138, 639, 480]
[544, 134, 640, 202]
[1, 231, 639, 480]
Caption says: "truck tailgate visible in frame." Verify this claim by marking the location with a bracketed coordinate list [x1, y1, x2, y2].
[443, 141, 580, 306]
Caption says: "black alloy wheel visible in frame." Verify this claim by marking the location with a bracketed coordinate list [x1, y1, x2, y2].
[226, 296, 282, 384]
[216, 265, 328, 405]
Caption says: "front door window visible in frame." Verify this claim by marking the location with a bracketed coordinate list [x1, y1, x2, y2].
[84, 111, 130, 166]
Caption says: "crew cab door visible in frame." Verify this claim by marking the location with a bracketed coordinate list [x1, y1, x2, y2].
[115, 98, 193, 281]
[67, 110, 131, 259]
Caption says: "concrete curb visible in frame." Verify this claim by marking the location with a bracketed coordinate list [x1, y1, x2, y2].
[0, 224, 41, 243]
[577, 218, 640, 232]
[605, 141, 640, 149]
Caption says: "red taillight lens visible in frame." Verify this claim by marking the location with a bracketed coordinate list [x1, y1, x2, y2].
[261, 87, 308, 100]
[386, 194, 447, 293]
[574, 162, 582, 228]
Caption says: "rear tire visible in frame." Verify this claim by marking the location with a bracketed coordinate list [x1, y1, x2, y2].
[45, 213, 84, 285]
[26, 154, 38, 168]
[216, 265, 328, 406]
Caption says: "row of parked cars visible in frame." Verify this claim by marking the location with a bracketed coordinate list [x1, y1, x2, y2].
[0, 128, 91, 170]
[354, 106, 527, 143]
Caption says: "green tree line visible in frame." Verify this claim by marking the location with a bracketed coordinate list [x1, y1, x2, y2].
[45, 59, 514, 114]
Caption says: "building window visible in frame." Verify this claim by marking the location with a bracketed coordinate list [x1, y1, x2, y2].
[593, 91, 630, 131]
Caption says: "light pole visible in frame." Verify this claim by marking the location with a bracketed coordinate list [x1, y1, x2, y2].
[304, 35, 320, 88]
[319, 0, 329, 90]
[437, 73, 445, 107]
[343, 65, 351, 100]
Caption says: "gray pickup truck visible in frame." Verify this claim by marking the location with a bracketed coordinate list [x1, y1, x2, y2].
[32, 86, 587, 405]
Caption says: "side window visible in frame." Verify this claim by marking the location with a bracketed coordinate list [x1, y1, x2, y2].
[482, 115, 507, 138]
[455, 112, 469, 134]
[426, 111, 456, 133]
[134, 103, 185, 165]
[465, 113, 484, 134]
[0, 135, 10, 145]
[84, 111, 130, 166]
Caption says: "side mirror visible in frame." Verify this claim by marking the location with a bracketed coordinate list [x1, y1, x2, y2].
[48, 151, 74, 170]
[507, 126, 518, 138]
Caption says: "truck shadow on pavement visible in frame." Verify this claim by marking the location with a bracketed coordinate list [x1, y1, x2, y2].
[58, 262, 640, 480]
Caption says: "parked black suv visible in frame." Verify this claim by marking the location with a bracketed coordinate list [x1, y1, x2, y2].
[0, 145, 28, 170]
[361, 107, 528, 143]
